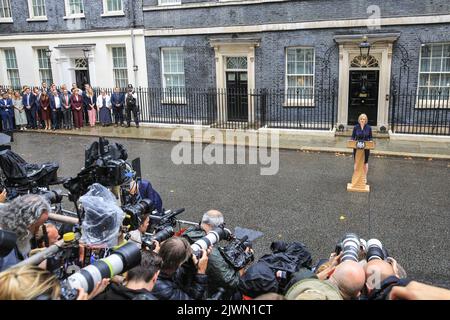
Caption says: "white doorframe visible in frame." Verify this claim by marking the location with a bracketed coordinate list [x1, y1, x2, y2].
[334, 34, 399, 130]
[210, 38, 259, 125]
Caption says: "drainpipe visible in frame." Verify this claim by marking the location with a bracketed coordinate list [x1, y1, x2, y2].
[130, 0, 138, 87]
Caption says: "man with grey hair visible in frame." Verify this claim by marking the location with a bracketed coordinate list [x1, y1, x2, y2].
[0, 194, 51, 271]
[183, 209, 245, 299]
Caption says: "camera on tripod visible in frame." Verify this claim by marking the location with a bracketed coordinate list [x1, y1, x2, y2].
[63, 137, 132, 201]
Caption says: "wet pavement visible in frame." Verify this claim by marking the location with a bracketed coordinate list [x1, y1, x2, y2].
[10, 132, 450, 288]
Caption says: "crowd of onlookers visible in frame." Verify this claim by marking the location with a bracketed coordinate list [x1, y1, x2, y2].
[0, 82, 140, 132]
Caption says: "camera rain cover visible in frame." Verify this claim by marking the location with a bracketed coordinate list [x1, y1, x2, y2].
[233, 227, 263, 242]
[79, 183, 124, 247]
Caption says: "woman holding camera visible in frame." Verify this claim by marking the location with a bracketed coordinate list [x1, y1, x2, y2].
[351, 113, 372, 179]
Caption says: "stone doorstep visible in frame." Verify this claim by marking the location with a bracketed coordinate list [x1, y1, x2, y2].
[19, 128, 450, 161]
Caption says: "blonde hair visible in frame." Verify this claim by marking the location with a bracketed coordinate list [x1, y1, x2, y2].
[0, 265, 61, 300]
[358, 113, 368, 122]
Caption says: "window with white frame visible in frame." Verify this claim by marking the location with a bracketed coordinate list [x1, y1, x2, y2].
[158, 0, 181, 5]
[65, 0, 84, 16]
[112, 47, 128, 89]
[4, 49, 20, 88]
[37, 48, 53, 84]
[161, 48, 185, 100]
[0, 0, 12, 19]
[104, 0, 123, 13]
[418, 43, 450, 107]
[285, 47, 315, 106]
[28, 0, 46, 18]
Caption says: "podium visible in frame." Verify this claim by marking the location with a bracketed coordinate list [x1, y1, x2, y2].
[347, 140, 375, 193]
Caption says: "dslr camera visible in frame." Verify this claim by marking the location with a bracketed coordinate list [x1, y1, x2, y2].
[219, 235, 254, 270]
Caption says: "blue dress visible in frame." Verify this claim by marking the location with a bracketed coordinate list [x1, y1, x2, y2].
[99, 97, 112, 125]
[351, 124, 372, 163]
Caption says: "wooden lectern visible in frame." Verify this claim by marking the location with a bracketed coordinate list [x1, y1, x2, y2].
[347, 140, 375, 192]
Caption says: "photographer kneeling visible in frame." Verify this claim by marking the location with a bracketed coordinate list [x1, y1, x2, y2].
[183, 210, 251, 299]
[152, 237, 209, 300]
[95, 251, 162, 300]
[0, 194, 50, 271]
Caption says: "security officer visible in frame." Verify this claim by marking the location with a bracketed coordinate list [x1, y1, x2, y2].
[125, 84, 139, 128]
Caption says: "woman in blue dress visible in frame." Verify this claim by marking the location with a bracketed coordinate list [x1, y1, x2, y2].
[96, 90, 112, 126]
[351, 113, 372, 178]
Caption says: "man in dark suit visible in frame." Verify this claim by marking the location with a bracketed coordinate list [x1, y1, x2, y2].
[60, 89, 72, 130]
[22, 87, 37, 129]
[0, 92, 14, 132]
[49, 89, 62, 130]
[111, 87, 125, 127]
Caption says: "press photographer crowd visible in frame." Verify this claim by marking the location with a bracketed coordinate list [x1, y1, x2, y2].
[0, 137, 448, 301]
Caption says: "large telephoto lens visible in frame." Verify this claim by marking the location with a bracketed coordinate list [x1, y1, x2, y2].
[366, 239, 385, 261]
[153, 226, 175, 243]
[191, 227, 232, 256]
[66, 242, 141, 293]
[340, 233, 361, 262]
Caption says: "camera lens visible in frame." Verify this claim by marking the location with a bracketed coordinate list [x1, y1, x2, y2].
[340, 233, 361, 262]
[366, 239, 385, 261]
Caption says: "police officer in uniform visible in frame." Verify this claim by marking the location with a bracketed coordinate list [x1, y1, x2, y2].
[125, 84, 139, 128]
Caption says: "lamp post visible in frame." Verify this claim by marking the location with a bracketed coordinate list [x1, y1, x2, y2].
[44, 48, 52, 58]
[359, 36, 371, 57]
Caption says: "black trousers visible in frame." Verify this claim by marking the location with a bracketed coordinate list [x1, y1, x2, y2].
[126, 105, 139, 126]
[51, 109, 62, 129]
[113, 106, 124, 124]
[62, 108, 73, 129]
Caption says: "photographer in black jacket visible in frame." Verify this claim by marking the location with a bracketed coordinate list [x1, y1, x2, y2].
[152, 237, 209, 300]
[95, 250, 162, 300]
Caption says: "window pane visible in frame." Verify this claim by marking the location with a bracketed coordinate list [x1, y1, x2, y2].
[37, 48, 53, 84]
[112, 47, 127, 87]
[69, 0, 84, 14]
[0, 0, 12, 18]
[430, 58, 441, 72]
[421, 45, 431, 58]
[32, 0, 46, 17]
[162, 48, 185, 92]
[107, 0, 122, 11]
[442, 58, 450, 72]
[431, 44, 443, 57]
[420, 58, 430, 72]
[429, 74, 440, 86]
[419, 74, 429, 86]
[440, 74, 450, 87]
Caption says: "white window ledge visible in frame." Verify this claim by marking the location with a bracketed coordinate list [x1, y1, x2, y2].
[63, 14, 86, 20]
[0, 17, 13, 23]
[158, 3, 181, 7]
[146, 0, 288, 11]
[283, 99, 315, 108]
[101, 11, 125, 17]
[26, 17, 48, 22]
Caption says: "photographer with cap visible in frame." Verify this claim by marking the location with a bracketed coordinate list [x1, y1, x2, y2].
[152, 237, 210, 300]
[125, 84, 139, 128]
[182, 209, 251, 299]
[0, 194, 51, 271]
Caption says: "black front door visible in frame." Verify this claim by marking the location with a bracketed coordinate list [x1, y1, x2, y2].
[226, 71, 248, 121]
[348, 70, 379, 126]
[75, 70, 90, 89]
